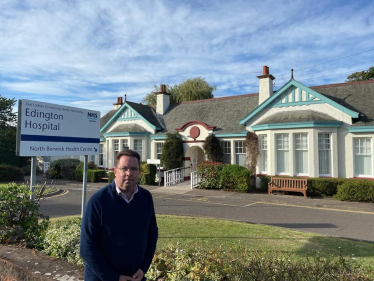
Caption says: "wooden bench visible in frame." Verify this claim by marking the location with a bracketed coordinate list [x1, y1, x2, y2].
[268, 176, 307, 198]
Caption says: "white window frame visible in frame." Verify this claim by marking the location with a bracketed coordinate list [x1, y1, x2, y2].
[354, 137, 372, 177]
[122, 139, 129, 151]
[235, 140, 246, 166]
[259, 135, 268, 174]
[276, 134, 289, 175]
[134, 139, 143, 160]
[221, 141, 231, 164]
[113, 140, 119, 165]
[318, 133, 331, 176]
[294, 133, 308, 176]
[156, 142, 163, 160]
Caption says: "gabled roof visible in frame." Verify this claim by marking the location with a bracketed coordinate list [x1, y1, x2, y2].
[161, 94, 259, 135]
[239, 79, 359, 125]
[311, 80, 374, 126]
[100, 101, 162, 133]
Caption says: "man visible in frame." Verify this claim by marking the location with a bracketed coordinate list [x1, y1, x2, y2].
[80, 150, 158, 281]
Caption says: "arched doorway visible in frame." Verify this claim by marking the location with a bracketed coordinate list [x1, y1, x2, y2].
[186, 146, 205, 173]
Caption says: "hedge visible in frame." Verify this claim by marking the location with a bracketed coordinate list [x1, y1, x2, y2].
[46, 159, 81, 179]
[74, 169, 107, 183]
[197, 161, 225, 189]
[335, 179, 374, 202]
[139, 162, 157, 185]
[0, 164, 24, 182]
[219, 164, 252, 192]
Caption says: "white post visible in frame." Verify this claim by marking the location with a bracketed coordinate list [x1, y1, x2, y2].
[30, 156, 37, 200]
[81, 155, 88, 218]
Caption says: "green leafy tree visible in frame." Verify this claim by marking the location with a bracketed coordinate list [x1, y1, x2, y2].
[346, 67, 374, 82]
[0, 96, 28, 166]
[142, 77, 216, 106]
[161, 133, 184, 170]
[204, 134, 223, 162]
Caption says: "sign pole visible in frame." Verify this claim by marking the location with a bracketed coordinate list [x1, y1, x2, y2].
[81, 155, 88, 218]
[30, 156, 37, 200]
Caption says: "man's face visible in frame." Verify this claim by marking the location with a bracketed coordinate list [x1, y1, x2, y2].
[114, 155, 140, 192]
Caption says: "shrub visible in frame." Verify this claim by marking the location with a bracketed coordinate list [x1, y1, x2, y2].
[161, 133, 184, 170]
[258, 175, 271, 192]
[21, 165, 43, 176]
[196, 161, 225, 189]
[75, 161, 97, 171]
[335, 179, 374, 202]
[147, 244, 371, 281]
[74, 169, 107, 182]
[60, 165, 77, 180]
[0, 182, 49, 248]
[43, 218, 83, 265]
[307, 178, 345, 197]
[204, 134, 223, 162]
[219, 164, 252, 192]
[0, 164, 24, 181]
[108, 171, 115, 183]
[139, 162, 157, 185]
[46, 159, 81, 179]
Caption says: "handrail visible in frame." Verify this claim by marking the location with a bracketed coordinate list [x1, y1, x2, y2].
[164, 167, 190, 187]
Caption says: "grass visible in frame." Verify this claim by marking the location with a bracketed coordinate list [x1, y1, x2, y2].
[50, 214, 374, 273]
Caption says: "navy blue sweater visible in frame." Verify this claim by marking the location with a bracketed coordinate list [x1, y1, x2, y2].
[80, 181, 158, 281]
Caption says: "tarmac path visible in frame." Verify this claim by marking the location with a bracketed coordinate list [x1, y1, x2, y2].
[39, 181, 374, 243]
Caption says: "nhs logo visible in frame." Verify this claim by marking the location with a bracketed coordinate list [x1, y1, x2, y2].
[87, 112, 98, 122]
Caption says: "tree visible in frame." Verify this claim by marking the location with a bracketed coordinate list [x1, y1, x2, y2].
[142, 77, 216, 106]
[346, 67, 374, 82]
[161, 133, 184, 170]
[244, 132, 259, 188]
[0, 96, 28, 166]
[204, 134, 223, 162]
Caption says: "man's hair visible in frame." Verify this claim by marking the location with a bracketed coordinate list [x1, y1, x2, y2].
[115, 149, 141, 168]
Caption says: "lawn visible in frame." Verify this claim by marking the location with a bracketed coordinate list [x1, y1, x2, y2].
[51, 214, 374, 273]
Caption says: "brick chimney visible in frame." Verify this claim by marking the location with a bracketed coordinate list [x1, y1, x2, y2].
[113, 97, 123, 110]
[257, 66, 275, 105]
[156, 84, 170, 115]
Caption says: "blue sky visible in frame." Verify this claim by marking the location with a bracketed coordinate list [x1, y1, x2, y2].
[1, 0, 374, 117]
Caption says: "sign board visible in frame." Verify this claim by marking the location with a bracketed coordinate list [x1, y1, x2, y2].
[16, 99, 100, 156]
[147, 159, 161, 165]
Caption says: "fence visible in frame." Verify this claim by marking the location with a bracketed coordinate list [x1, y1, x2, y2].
[164, 167, 188, 186]
[190, 171, 201, 189]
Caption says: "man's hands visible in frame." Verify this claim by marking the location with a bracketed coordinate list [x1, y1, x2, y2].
[119, 269, 144, 281]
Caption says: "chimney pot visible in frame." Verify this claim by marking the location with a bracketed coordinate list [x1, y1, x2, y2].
[117, 97, 123, 104]
[263, 66, 269, 75]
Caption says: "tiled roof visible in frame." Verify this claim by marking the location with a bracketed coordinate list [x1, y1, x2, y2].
[161, 94, 259, 134]
[311, 80, 374, 126]
[109, 123, 149, 133]
[126, 101, 161, 128]
[258, 110, 337, 124]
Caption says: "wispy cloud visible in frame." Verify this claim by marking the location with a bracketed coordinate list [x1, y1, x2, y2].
[1, 0, 373, 115]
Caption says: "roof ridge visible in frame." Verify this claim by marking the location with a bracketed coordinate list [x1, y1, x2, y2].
[178, 93, 258, 104]
[311, 79, 374, 89]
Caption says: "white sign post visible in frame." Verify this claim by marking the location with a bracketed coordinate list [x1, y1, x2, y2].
[16, 99, 100, 216]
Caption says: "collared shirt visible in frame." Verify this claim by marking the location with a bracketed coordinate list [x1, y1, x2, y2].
[116, 184, 139, 203]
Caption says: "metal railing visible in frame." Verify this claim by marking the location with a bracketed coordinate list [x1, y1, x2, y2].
[164, 167, 190, 186]
[190, 171, 201, 189]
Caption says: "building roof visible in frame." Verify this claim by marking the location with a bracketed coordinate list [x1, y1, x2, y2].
[312, 80, 374, 126]
[161, 94, 259, 135]
[109, 123, 150, 133]
[125, 101, 162, 129]
[257, 110, 337, 124]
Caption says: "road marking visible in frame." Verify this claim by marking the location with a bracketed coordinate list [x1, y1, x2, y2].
[257, 202, 374, 215]
[47, 190, 69, 198]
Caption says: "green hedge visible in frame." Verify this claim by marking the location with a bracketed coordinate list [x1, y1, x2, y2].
[197, 161, 225, 189]
[108, 171, 115, 183]
[219, 164, 252, 192]
[335, 179, 374, 202]
[139, 162, 157, 185]
[0, 164, 24, 182]
[307, 178, 346, 197]
[46, 159, 81, 179]
[74, 169, 107, 183]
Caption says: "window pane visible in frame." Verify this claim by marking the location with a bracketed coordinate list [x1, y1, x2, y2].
[134, 140, 142, 158]
[318, 134, 330, 175]
[354, 138, 372, 176]
[260, 135, 267, 172]
[295, 134, 308, 174]
[122, 139, 129, 150]
[276, 134, 289, 174]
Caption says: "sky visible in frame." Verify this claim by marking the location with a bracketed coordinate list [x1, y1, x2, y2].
[1, 0, 374, 117]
